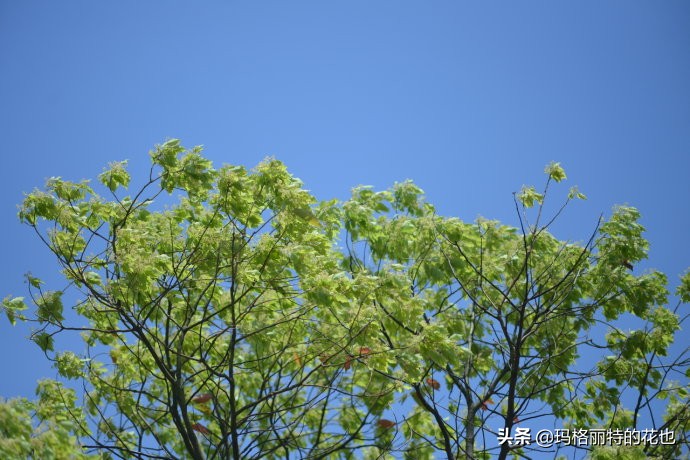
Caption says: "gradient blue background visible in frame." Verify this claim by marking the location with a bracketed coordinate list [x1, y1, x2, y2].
[1, 1, 688, 456]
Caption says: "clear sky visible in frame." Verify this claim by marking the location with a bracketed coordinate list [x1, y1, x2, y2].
[1, 0, 689, 454]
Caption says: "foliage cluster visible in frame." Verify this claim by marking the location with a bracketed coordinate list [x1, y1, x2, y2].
[3, 140, 688, 459]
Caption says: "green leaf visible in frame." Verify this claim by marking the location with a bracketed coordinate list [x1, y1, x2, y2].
[32, 332, 54, 352]
[2, 296, 27, 326]
[517, 185, 544, 208]
[677, 269, 690, 303]
[293, 206, 321, 227]
[568, 186, 587, 200]
[55, 352, 85, 379]
[98, 160, 130, 192]
[545, 161, 567, 182]
[35, 291, 64, 324]
[26, 273, 43, 288]
[83, 271, 102, 286]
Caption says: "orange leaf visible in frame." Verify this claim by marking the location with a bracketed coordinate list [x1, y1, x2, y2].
[192, 423, 211, 435]
[359, 347, 372, 356]
[377, 419, 396, 429]
[192, 393, 212, 404]
[426, 378, 440, 390]
[344, 356, 352, 370]
[293, 352, 302, 367]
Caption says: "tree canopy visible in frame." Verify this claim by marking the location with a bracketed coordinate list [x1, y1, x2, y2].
[3, 140, 689, 459]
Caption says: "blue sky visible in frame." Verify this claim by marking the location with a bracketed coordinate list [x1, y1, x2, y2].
[1, 1, 688, 455]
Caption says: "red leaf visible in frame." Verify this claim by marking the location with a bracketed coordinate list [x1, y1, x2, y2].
[426, 378, 441, 390]
[192, 423, 210, 435]
[344, 356, 352, 370]
[359, 347, 372, 356]
[192, 393, 212, 404]
[377, 419, 396, 429]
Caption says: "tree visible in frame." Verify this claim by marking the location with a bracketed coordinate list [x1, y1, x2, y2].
[337, 166, 689, 459]
[3, 141, 688, 459]
[0, 380, 93, 459]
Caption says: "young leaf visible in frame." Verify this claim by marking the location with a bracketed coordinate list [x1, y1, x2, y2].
[568, 186, 587, 200]
[544, 161, 567, 182]
[192, 393, 213, 405]
[293, 206, 320, 227]
[192, 423, 211, 436]
[425, 378, 441, 390]
[32, 331, 54, 353]
[517, 186, 543, 208]
[2, 296, 27, 326]
[377, 419, 396, 429]
[98, 160, 130, 192]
